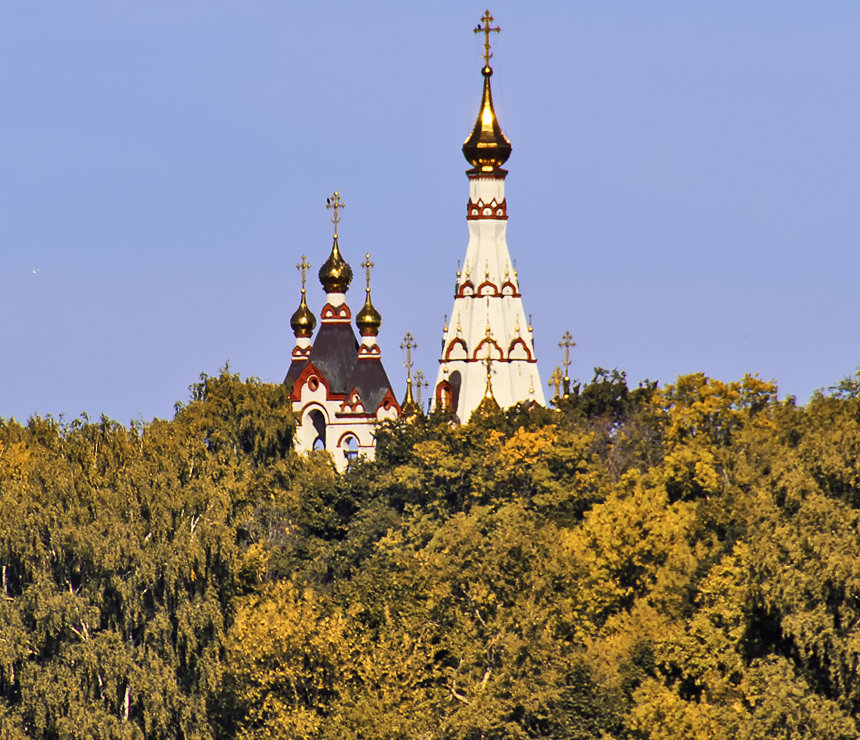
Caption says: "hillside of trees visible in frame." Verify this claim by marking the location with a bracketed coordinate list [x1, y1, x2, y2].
[1, 368, 859, 738]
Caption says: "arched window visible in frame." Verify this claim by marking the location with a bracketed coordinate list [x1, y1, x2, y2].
[436, 381, 453, 412]
[343, 435, 359, 461]
[309, 409, 326, 450]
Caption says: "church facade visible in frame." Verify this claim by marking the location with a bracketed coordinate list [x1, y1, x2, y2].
[284, 12, 545, 468]
[284, 192, 400, 472]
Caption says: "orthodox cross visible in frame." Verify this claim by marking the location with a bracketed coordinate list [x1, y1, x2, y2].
[474, 10, 500, 66]
[361, 253, 374, 290]
[548, 366, 563, 399]
[414, 370, 428, 408]
[559, 330, 575, 396]
[296, 255, 310, 292]
[401, 332, 417, 381]
[559, 331, 575, 377]
[483, 342, 496, 399]
[326, 191, 345, 237]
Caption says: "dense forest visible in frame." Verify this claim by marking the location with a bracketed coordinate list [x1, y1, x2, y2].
[1, 367, 859, 738]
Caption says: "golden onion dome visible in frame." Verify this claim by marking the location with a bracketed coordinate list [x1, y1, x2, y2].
[462, 65, 512, 173]
[356, 288, 382, 336]
[289, 289, 316, 337]
[318, 235, 353, 294]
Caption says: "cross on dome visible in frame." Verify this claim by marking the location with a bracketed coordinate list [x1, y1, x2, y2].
[361, 253, 374, 290]
[559, 331, 575, 379]
[401, 332, 417, 378]
[296, 255, 310, 292]
[326, 191, 345, 237]
[474, 10, 500, 67]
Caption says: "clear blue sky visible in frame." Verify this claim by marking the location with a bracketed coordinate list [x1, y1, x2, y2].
[3, 2, 859, 424]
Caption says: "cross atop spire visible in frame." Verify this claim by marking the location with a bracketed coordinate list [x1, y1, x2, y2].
[401, 332, 417, 380]
[326, 191, 345, 237]
[559, 330, 575, 396]
[296, 255, 311, 292]
[474, 10, 500, 67]
[559, 331, 575, 378]
[361, 253, 374, 291]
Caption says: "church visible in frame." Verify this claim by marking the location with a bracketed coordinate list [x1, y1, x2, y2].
[285, 11, 545, 469]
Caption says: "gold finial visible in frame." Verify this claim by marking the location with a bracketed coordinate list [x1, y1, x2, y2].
[465, 261, 471, 279]
[484, 259, 490, 279]
[528, 314, 533, 334]
[513, 259, 518, 278]
[361, 253, 374, 290]
[504, 263, 510, 281]
[457, 259, 462, 279]
[548, 366, 562, 400]
[560, 331, 575, 396]
[414, 370, 428, 409]
[474, 10, 500, 67]
[319, 191, 353, 293]
[463, 12, 511, 173]
[443, 314, 449, 333]
[400, 333, 419, 416]
[326, 190, 345, 237]
[514, 316, 520, 334]
[456, 313, 462, 334]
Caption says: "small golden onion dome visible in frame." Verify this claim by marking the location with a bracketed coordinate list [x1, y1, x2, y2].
[462, 65, 512, 172]
[356, 288, 382, 336]
[290, 289, 316, 337]
[318, 235, 353, 293]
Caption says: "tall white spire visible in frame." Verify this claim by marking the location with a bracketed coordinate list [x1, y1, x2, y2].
[433, 11, 545, 421]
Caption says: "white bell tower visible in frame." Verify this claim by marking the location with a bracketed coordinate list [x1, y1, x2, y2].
[434, 11, 545, 421]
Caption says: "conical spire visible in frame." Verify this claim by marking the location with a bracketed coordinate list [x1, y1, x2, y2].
[473, 355, 501, 415]
[356, 253, 382, 336]
[400, 332, 420, 416]
[319, 191, 353, 293]
[462, 11, 511, 173]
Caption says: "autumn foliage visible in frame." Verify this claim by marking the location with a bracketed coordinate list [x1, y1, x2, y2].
[1, 368, 859, 738]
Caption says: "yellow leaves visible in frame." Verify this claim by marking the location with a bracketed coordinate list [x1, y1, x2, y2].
[563, 479, 698, 630]
[0, 440, 32, 480]
[659, 373, 777, 448]
[226, 582, 351, 737]
[628, 678, 734, 740]
[488, 426, 558, 473]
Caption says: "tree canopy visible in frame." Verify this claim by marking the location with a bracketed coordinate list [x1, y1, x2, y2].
[1, 367, 859, 738]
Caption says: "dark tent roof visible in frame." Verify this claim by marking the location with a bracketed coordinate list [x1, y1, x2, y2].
[306, 323, 359, 396]
[347, 357, 395, 412]
[284, 358, 308, 385]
